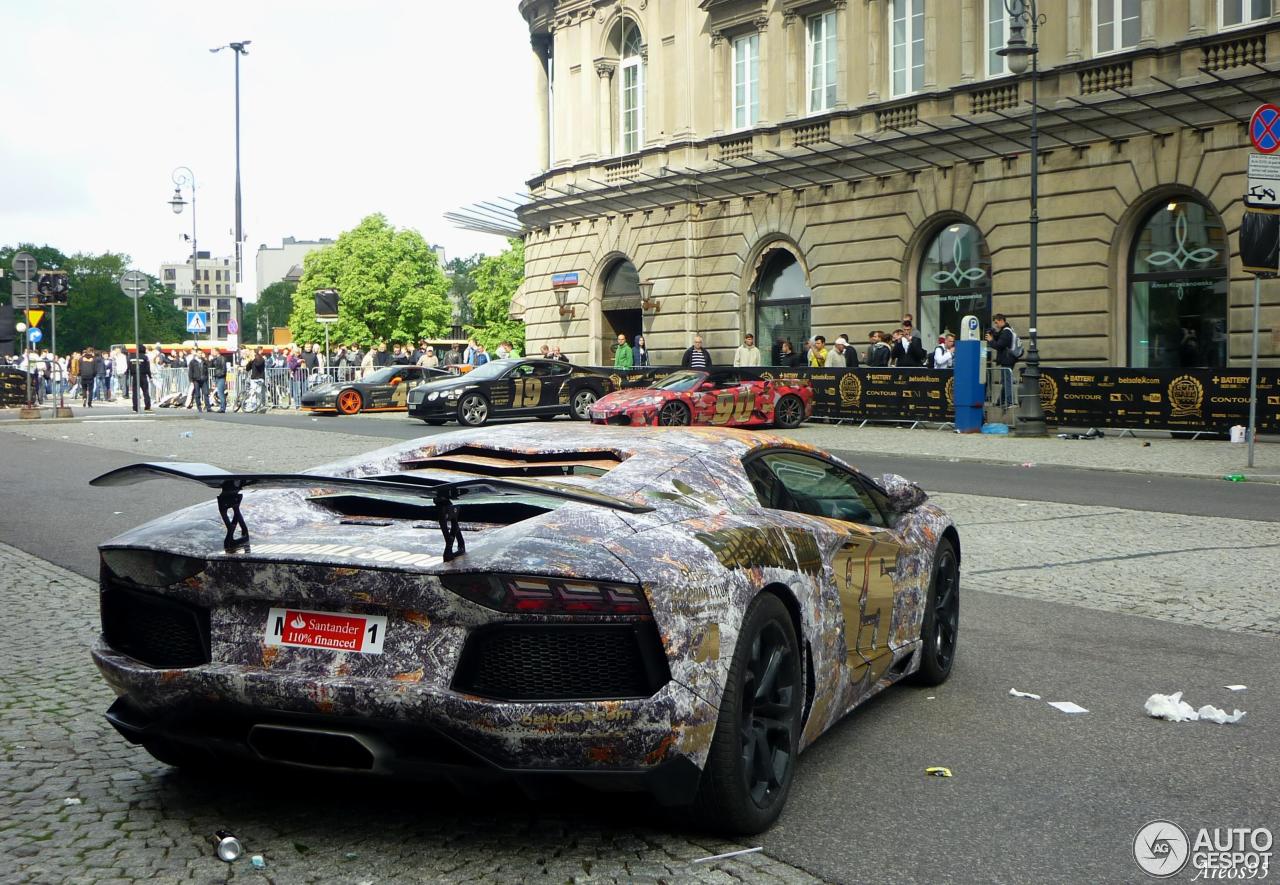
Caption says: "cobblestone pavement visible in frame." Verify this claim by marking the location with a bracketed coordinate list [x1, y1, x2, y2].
[2, 417, 1277, 882]
[0, 545, 822, 885]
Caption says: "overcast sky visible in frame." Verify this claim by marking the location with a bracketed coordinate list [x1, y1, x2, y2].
[0, 0, 535, 299]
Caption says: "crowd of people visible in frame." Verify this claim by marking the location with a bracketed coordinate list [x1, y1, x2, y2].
[601, 313, 1022, 373]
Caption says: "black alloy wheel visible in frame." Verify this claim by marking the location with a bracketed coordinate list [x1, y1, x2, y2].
[571, 388, 598, 420]
[457, 393, 490, 427]
[691, 593, 802, 834]
[773, 394, 804, 429]
[658, 400, 691, 426]
[911, 538, 959, 685]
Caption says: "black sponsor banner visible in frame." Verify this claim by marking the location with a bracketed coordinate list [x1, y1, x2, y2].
[0, 367, 27, 408]
[590, 364, 1279, 433]
[1039, 367, 1279, 434]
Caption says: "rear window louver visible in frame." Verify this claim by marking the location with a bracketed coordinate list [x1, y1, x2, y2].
[400, 446, 623, 479]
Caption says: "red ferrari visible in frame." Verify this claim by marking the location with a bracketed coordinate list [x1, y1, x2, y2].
[590, 369, 813, 428]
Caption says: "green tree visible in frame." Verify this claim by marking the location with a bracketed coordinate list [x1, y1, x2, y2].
[447, 254, 481, 327]
[0, 244, 185, 352]
[289, 214, 452, 347]
[243, 280, 296, 344]
[465, 238, 525, 353]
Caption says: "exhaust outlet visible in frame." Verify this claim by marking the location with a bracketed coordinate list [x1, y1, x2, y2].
[247, 724, 378, 771]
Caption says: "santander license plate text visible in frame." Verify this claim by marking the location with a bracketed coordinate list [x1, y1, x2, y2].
[264, 608, 388, 655]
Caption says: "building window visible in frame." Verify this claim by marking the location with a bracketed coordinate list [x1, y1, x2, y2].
[806, 12, 837, 113]
[733, 33, 761, 130]
[1095, 0, 1140, 54]
[987, 0, 1012, 76]
[218, 298, 230, 311]
[620, 23, 644, 154]
[891, 0, 925, 96]
[753, 249, 812, 366]
[1128, 200, 1228, 368]
[163, 268, 175, 281]
[918, 223, 992, 345]
[1221, 0, 1269, 29]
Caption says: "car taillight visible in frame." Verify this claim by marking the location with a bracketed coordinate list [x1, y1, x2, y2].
[441, 573, 651, 617]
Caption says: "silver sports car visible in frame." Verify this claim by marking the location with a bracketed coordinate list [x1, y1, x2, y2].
[90, 425, 959, 833]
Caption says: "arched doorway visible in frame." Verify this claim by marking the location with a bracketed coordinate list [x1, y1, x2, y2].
[1128, 199, 1228, 367]
[753, 249, 812, 365]
[600, 258, 642, 359]
[918, 222, 992, 344]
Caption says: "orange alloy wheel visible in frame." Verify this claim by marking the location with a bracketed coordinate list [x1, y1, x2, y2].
[336, 389, 363, 415]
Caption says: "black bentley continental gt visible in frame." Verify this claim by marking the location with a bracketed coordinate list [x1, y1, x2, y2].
[407, 358, 612, 426]
[302, 366, 449, 416]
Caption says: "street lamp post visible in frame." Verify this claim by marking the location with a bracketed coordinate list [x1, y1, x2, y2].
[170, 167, 198, 345]
[210, 40, 250, 287]
[998, 0, 1048, 437]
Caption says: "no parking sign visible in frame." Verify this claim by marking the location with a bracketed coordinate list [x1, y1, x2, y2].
[1249, 104, 1280, 154]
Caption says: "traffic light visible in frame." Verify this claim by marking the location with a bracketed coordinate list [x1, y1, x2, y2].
[35, 271, 69, 306]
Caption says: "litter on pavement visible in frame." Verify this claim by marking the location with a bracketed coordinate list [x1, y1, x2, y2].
[1145, 691, 1245, 724]
[925, 767, 953, 777]
[250, 855, 267, 869]
[1047, 701, 1089, 714]
[1009, 688, 1041, 700]
[1225, 685, 1247, 691]
[692, 846, 763, 864]
[63, 797, 81, 806]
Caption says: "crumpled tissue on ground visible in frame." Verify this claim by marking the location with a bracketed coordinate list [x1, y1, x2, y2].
[1009, 688, 1041, 700]
[1144, 691, 1245, 724]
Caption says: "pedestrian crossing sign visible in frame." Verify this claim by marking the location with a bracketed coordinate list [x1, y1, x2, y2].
[186, 311, 208, 334]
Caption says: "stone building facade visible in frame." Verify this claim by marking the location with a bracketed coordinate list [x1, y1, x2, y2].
[511, 0, 1280, 368]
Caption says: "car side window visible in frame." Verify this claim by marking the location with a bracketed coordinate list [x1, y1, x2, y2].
[510, 364, 535, 378]
[750, 451, 887, 527]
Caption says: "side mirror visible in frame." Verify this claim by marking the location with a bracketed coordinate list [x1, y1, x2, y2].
[878, 473, 928, 512]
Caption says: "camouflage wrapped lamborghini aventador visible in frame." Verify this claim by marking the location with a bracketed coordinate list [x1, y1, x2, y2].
[89, 425, 959, 834]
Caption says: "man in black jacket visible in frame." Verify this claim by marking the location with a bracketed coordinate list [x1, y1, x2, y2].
[79, 347, 100, 407]
[891, 328, 928, 367]
[986, 314, 1018, 407]
[209, 349, 228, 412]
[129, 348, 152, 412]
[187, 349, 209, 411]
[680, 335, 713, 369]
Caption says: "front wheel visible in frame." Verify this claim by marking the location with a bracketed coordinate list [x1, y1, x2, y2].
[690, 593, 801, 834]
[457, 393, 490, 427]
[772, 394, 805, 429]
[910, 538, 959, 686]
[336, 389, 363, 416]
[658, 400, 691, 426]
[571, 388, 598, 420]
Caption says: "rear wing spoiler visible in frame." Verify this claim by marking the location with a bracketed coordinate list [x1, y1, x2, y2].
[91, 462, 653, 560]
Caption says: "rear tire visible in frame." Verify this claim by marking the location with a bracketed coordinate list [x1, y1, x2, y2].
[772, 394, 805, 429]
[690, 593, 801, 834]
[658, 400, 691, 426]
[910, 538, 959, 686]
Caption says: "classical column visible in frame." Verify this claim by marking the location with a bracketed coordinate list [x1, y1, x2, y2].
[595, 60, 616, 158]
[784, 12, 800, 119]
[1187, 0, 1206, 36]
[1139, 0, 1156, 47]
[532, 36, 551, 171]
[750, 15, 768, 126]
[960, 0, 976, 83]
[866, 0, 882, 102]
[711, 30, 726, 135]
[1066, 0, 1083, 61]
[834, 0, 849, 109]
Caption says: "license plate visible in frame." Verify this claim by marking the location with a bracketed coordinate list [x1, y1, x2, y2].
[264, 607, 388, 655]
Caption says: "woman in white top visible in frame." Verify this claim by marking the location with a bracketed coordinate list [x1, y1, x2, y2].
[931, 334, 956, 370]
[417, 347, 439, 369]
